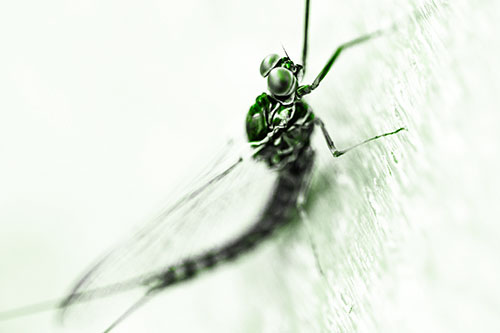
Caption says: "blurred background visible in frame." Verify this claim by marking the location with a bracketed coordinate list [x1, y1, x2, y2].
[1, 0, 499, 332]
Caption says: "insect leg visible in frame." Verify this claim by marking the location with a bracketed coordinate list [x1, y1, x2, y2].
[314, 118, 406, 158]
[301, 0, 311, 74]
[298, 205, 326, 277]
[296, 156, 326, 277]
[297, 28, 387, 98]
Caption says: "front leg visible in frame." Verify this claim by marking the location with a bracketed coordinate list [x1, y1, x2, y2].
[297, 28, 390, 99]
[249, 123, 287, 149]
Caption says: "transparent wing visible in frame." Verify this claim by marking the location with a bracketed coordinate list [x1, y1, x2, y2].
[59, 138, 278, 328]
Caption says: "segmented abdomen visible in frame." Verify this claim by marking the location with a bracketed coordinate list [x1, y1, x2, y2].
[150, 147, 315, 291]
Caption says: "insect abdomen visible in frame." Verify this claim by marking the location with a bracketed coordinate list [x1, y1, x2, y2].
[151, 148, 315, 291]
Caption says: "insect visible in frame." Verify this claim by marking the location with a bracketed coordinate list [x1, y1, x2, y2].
[0, 0, 410, 331]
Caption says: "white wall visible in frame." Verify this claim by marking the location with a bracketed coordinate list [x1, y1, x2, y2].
[0, 0, 498, 332]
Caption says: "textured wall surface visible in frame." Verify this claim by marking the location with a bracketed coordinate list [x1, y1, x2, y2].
[1, 0, 499, 332]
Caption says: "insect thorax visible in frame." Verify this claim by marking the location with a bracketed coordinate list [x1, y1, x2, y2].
[246, 93, 315, 168]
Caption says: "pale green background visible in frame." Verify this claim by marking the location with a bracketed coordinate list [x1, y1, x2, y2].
[1, 0, 499, 332]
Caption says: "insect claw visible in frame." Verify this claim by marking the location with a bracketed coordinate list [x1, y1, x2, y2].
[332, 150, 345, 157]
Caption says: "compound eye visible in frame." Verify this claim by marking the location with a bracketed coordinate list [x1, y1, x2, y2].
[260, 54, 280, 77]
[267, 67, 296, 97]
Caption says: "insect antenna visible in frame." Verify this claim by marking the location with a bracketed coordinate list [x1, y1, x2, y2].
[281, 44, 291, 60]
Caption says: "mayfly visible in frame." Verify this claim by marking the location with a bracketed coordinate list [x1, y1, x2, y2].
[1, 0, 408, 331]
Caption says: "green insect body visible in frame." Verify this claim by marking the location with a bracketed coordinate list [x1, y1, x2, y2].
[246, 93, 315, 167]
[246, 55, 316, 168]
